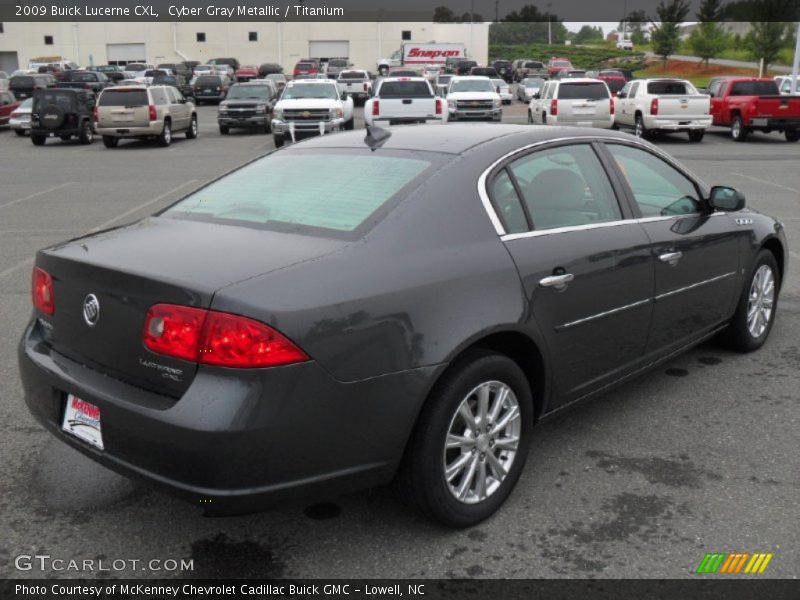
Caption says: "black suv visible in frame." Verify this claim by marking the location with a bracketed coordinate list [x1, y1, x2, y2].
[218, 81, 278, 135]
[491, 60, 513, 83]
[30, 88, 96, 146]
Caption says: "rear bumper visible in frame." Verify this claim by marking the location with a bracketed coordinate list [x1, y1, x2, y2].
[19, 320, 437, 513]
[746, 116, 800, 129]
[551, 116, 614, 129]
[646, 116, 712, 131]
[31, 127, 82, 137]
[10, 117, 31, 130]
[96, 123, 162, 137]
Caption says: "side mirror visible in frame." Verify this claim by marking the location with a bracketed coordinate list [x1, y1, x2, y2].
[496, 86, 501, 93]
[341, 93, 347, 100]
[617, 92, 626, 99]
[708, 186, 745, 212]
[533, 93, 541, 100]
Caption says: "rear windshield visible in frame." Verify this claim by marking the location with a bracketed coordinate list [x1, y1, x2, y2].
[340, 71, 366, 79]
[730, 81, 779, 96]
[605, 78, 626, 93]
[98, 89, 148, 107]
[329, 60, 348, 67]
[522, 78, 544, 87]
[647, 80, 692, 95]
[379, 81, 432, 98]
[558, 82, 609, 100]
[33, 90, 77, 109]
[196, 76, 221, 86]
[71, 72, 99, 82]
[165, 153, 432, 234]
[127, 64, 147, 71]
[153, 76, 177, 85]
[296, 63, 314, 70]
[10, 76, 33, 88]
[524, 62, 544, 69]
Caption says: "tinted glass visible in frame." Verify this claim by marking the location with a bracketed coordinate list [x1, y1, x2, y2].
[379, 81, 432, 97]
[524, 62, 543, 68]
[605, 78, 626, 93]
[340, 71, 366, 79]
[296, 63, 314, 70]
[558, 82, 609, 100]
[196, 76, 221, 86]
[226, 85, 272, 99]
[507, 145, 621, 230]
[606, 144, 701, 217]
[33, 90, 77, 110]
[450, 79, 494, 93]
[647, 81, 692, 95]
[166, 154, 431, 233]
[150, 88, 168, 105]
[490, 170, 528, 234]
[282, 83, 338, 99]
[329, 60, 348, 67]
[10, 76, 33, 88]
[98, 89, 148, 107]
[730, 81, 779, 95]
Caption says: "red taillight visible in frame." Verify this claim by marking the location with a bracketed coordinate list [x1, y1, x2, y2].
[435, 98, 442, 115]
[32, 267, 55, 315]
[650, 98, 659, 115]
[143, 304, 309, 368]
[550, 99, 558, 116]
[148, 104, 157, 121]
[92, 107, 98, 122]
[372, 99, 380, 116]
[610, 97, 615, 115]
[363, 83, 368, 92]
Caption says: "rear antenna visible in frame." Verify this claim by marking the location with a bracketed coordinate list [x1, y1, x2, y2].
[364, 124, 391, 151]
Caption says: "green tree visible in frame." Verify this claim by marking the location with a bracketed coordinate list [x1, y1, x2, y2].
[432, 6, 457, 22]
[650, 0, 691, 64]
[745, 22, 790, 68]
[574, 25, 604, 45]
[688, 0, 728, 66]
[618, 9, 649, 45]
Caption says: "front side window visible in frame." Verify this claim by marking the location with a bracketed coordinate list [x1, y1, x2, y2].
[606, 144, 702, 217]
[500, 144, 621, 231]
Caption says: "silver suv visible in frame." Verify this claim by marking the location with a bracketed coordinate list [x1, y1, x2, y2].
[95, 85, 197, 148]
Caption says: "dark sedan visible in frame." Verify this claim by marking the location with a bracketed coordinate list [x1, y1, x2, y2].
[19, 125, 787, 527]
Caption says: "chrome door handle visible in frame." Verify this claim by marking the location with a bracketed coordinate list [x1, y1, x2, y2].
[659, 251, 683, 266]
[539, 273, 574, 289]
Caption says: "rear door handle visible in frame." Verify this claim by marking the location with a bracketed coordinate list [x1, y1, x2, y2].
[539, 273, 574, 290]
[659, 251, 682, 266]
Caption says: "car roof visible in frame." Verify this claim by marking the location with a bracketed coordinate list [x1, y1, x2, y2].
[380, 77, 427, 82]
[287, 78, 335, 85]
[554, 78, 606, 84]
[291, 123, 634, 156]
[451, 75, 492, 81]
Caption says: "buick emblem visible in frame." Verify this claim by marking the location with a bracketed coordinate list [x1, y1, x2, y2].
[82, 294, 100, 327]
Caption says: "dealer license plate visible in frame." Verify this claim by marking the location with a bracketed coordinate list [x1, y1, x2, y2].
[61, 394, 104, 450]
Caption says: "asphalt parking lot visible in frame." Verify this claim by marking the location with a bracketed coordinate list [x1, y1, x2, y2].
[1, 95, 799, 579]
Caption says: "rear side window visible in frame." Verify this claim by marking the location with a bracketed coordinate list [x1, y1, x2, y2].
[647, 81, 692, 95]
[378, 81, 432, 98]
[558, 82, 609, 100]
[165, 154, 432, 234]
[730, 81, 779, 95]
[502, 144, 621, 231]
[98, 89, 148, 107]
[150, 88, 168, 105]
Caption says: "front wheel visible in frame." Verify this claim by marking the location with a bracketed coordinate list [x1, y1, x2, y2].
[273, 134, 285, 148]
[78, 120, 93, 144]
[344, 117, 354, 131]
[527, 110, 533, 124]
[731, 115, 748, 142]
[785, 129, 800, 142]
[688, 129, 705, 143]
[219, 124, 229, 135]
[14, 129, 26, 137]
[721, 250, 779, 352]
[398, 351, 532, 528]
[186, 115, 198, 139]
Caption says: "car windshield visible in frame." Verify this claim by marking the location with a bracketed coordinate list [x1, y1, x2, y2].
[438, 76, 452, 84]
[127, 64, 146, 71]
[296, 63, 314, 70]
[730, 81, 779, 95]
[71, 73, 98, 82]
[524, 62, 544, 68]
[379, 81, 432, 98]
[164, 153, 432, 234]
[491, 79, 507, 87]
[559, 82, 609, 100]
[98, 89, 148, 107]
[227, 85, 271, 99]
[647, 81, 693, 95]
[154, 76, 177, 85]
[451, 79, 494, 93]
[523, 78, 544, 88]
[19, 98, 34, 109]
[195, 66, 214, 72]
[282, 83, 338, 99]
[340, 71, 366, 80]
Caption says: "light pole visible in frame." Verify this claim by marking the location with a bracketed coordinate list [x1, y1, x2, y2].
[792, 21, 799, 95]
[470, 0, 475, 56]
[547, 3, 552, 45]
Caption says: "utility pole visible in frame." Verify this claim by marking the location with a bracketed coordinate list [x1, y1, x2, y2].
[792, 21, 800, 95]
[623, 0, 628, 41]
[495, 0, 499, 23]
[470, 0, 475, 56]
[547, 3, 552, 45]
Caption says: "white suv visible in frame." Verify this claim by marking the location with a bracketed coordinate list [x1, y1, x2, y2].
[271, 79, 355, 147]
[446, 76, 502, 121]
[529, 79, 614, 129]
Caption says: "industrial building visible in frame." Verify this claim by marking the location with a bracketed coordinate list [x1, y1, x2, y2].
[0, 21, 490, 73]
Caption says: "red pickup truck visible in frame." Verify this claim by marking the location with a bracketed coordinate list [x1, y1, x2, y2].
[709, 77, 800, 142]
[547, 57, 573, 78]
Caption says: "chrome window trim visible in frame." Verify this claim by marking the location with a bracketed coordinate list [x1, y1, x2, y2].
[556, 298, 651, 331]
[478, 135, 709, 237]
[654, 271, 737, 301]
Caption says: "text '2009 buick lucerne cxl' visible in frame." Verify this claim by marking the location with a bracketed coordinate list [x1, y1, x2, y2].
[19, 125, 787, 527]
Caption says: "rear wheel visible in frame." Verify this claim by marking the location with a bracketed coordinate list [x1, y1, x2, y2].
[721, 250, 779, 352]
[31, 135, 46, 146]
[219, 124, 229, 135]
[102, 135, 118, 148]
[344, 117, 354, 131]
[527, 110, 533, 124]
[78, 120, 93, 144]
[60, 135, 71, 141]
[785, 129, 800, 142]
[14, 129, 26, 137]
[186, 115, 198, 139]
[731, 115, 748, 142]
[398, 351, 533, 528]
[273, 134, 285, 148]
[157, 120, 172, 147]
[688, 129, 705, 143]
[634, 114, 649, 139]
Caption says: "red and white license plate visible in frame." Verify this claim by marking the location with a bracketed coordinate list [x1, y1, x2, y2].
[61, 394, 104, 450]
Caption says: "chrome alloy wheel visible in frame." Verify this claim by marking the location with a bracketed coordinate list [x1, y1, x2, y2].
[443, 381, 521, 504]
[747, 264, 775, 338]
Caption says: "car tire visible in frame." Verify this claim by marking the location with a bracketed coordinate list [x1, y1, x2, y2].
[263, 122, 271, 134]
[688, 130, 705, 143]
[273, 134, 284, 148]
[731, 115, 748, 142]
[157, 121, 172, 147]
[634, 114, 649, 139]
[31, 135, 46, 146]
[785, 129, 800, 142]
[14, 129, 26, 137]
[219, 125, 230, 135]
[527, 110, 533, 124]
[344, 118, 355, 131]
[60, 135, 71, 141]
[398, 350, 533, 528]
[102, 136, 118, 148]
[721, 250, 779, 353]
[186, 115, 198, 139]
[78, 120, 93, 145]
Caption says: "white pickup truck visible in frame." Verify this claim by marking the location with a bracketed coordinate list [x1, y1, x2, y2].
[271, 79, 354, 147]
[615, 78, 712, 142]
[364, 77, 446, 126]
[337, 69, 373, 104]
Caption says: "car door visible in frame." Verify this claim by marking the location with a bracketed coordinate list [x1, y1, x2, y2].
[488, 141, 654, 406]
[708, 79, 728, 125]
[602, 142, 741, 354]
[166, 87, 189, 130]
[620, 81, 639, 125]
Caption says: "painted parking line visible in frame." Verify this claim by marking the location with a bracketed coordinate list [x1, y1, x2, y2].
[731, 172, 800, 194]
[0, 182, 75, 210]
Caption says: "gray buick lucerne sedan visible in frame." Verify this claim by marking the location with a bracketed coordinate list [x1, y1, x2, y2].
[20, 125, 787, 527]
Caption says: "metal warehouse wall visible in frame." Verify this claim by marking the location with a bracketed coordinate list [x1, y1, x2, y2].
[0, 21, 490, 72]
